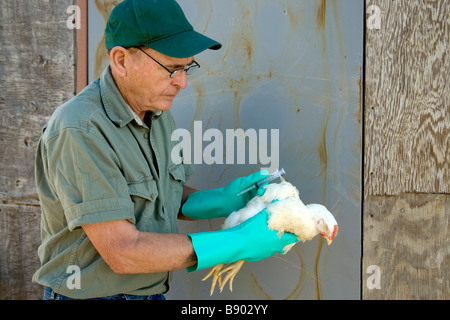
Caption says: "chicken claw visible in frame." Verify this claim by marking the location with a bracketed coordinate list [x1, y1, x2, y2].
[202, 264, 224, 295]
[218, 260, 245, 293]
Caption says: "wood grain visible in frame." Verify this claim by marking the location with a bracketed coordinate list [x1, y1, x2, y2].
[0, 205, 42, 299]
[363, 193, 449, 299]
[365, 0, 450, 197]
[0, 0, 76, 299]
[364, 0, 450, 300]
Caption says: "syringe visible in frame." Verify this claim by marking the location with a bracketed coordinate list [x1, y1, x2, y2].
[237, 168, 286, 196]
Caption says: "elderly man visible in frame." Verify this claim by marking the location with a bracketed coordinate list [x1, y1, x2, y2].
[33, 0, 297, 300]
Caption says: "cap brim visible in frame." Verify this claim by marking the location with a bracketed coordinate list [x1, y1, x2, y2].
[145, 30, 222, 58]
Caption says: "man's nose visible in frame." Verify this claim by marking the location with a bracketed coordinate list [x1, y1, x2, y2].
[171, 72, 188, 89]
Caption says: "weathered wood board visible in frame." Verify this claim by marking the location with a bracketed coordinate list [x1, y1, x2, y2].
[364, 0, 450, 299]
[0, 205, 42, 299]
[365, 0, 449, 197]
[0, 0, 75, 299]
[363, 194, 449, 299]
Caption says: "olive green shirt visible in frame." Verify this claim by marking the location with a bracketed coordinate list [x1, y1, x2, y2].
[32, 67, 192, 299]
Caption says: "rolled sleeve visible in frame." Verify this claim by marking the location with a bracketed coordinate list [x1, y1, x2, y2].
[65, 198, 135, 231]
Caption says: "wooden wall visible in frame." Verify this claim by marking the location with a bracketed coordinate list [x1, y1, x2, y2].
[0, 0, 75, 299]
[0, 0, 448, 300]
[363, 0, 449, 299]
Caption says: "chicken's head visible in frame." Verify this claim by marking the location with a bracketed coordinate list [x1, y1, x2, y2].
[307, 204, 338, 245]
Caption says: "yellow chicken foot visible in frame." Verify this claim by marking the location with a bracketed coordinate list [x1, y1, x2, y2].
[202, 264, 224, 295]
[218, 260, 245, 293]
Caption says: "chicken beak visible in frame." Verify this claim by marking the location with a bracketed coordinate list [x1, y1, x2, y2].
[325, 225, 338, 246]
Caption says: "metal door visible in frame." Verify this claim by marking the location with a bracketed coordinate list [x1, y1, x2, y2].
[88, 0, 363, 300]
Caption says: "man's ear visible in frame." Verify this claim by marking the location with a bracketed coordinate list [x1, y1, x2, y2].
[109, 46, 129, 77]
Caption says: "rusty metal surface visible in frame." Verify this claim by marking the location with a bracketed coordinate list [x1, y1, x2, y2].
[88, 0, 363, 299]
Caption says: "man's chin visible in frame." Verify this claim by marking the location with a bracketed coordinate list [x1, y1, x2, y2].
[153, 102, 173, 112]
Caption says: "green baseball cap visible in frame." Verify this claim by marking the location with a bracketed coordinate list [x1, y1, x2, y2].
[105, 0, 222, 58]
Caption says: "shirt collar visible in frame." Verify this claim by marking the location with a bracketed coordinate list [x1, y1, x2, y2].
[100, 67, 163, 128]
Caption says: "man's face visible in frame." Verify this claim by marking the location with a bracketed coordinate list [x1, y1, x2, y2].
[124, 47, 194, 114]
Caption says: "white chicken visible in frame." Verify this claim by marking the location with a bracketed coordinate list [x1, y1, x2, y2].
[202, 180, 338, 295]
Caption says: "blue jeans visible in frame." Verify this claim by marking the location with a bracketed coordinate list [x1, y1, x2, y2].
[43, 287, 166, 300]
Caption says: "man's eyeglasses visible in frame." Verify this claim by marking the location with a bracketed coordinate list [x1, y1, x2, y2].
[136, 47, 200, 78]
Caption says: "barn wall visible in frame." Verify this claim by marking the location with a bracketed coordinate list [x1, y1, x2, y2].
[0, 0, 76, 299]
[363, 0, 449, 299]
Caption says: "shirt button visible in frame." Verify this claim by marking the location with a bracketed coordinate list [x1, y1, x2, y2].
[143, 133, 149, 139]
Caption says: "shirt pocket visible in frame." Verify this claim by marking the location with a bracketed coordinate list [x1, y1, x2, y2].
[127, 177, 158, 202]
[127, 177, 162, 232]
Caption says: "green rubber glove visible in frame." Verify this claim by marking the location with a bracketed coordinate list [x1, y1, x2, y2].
[181, 170, 269, 220]
[187, 208, 298, 272]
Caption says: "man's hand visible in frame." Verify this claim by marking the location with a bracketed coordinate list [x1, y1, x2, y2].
[181, 170, 269, 220]
[187, 208, 298, 272]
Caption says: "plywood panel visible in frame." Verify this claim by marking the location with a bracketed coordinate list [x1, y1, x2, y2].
[364, 0, 450, 300]
[363, 194, 449, 299]
[364, 0, 450, 197]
